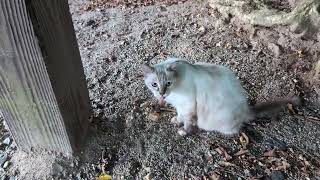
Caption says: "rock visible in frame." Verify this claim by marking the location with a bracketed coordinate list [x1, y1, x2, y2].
[2, 161, 9, 169]
[148, 112, 160, 121]
[267, 42, 282, 57]
[198, 26, 206, 33]
[51, 163, 64, 176]
[76, 172, 85, 180]
[270, 170, 285, 180]
[2, 137, 11, 146]
[9, 177, 16, 180]
[86, 19, 96, 27]
[1, 175, 8, 180]
[0, 154, 8, 167]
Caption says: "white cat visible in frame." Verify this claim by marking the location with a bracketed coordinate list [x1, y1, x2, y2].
[142, 58, 299, 136]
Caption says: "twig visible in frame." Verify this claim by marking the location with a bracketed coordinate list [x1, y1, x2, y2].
[101, 149, 107, 174]
[294, 115, 320, 123]
[223, 169, 246, 179]
[160, 107, 176, 113]
[293, 146, 320, 165]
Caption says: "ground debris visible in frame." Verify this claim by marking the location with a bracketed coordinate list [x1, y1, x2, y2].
[214, 146, 232, 161]
[148, 112, 160, 121]
[239, 132, 249, 149]
[82, 0, 188, 11]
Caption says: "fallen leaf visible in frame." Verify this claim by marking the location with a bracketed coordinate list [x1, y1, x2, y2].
[209, 172, 220, 180]
[257, 161, 265, 167]
[296, 49, 304, 58]
[145, 173, 152, 180]
[308, 116, 320, 121]
[97, 174, 112, 180]
[198, 26, 205, 33]
[215, 146, 232, 161]
[140, 102, 149, 108]
[207, 152, 214, 163]
[239, 132, 249, 149]
[218, 161, 235, 167]
[276, 160, 291, 170]
[234, 149, 249, 156]
[248, 175, 264, 180]
[299, 155, 311, 167]
[287, 103, 295, 114]
[148, 112, 160, 121]
[263, 149, 276, 157]
[225, 43, 232, 49]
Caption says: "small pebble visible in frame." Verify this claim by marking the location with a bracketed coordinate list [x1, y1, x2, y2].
[0, 154, 8, 167]
[2, 137, 11, 146]
[2, 161, 9, 169]
[86, 19, 96, 27]
[1, 175, 8, 180]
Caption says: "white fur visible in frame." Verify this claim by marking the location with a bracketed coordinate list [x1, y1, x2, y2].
[144, 58, 252, 135]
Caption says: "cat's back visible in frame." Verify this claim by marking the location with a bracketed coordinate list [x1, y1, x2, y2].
[193, 62, 236, 81]
[192, 62, 247, 100]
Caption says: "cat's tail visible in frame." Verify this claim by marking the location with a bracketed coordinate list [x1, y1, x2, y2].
[250, 96, 302, 117]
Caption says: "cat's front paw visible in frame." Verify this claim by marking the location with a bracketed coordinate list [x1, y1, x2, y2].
[170, 116, 183, 127]
[177, 129, 187, 136]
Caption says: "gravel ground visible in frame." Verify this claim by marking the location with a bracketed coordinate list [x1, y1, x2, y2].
[1, 0, 319, 179]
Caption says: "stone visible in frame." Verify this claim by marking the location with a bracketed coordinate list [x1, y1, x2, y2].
[0, 154, 8, 167]
[267, 42, 282, 57]
[51, 163, 64, 176]
[2, 161, 9, 169]
[1, 175, 8, 180]
[86, 19, 96, 27]
[2, 137, 11, 146]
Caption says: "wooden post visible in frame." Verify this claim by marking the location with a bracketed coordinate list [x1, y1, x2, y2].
[0, 0, 90, 154]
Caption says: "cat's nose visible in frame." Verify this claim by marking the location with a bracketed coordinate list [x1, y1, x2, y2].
[159, 90, 165, 96]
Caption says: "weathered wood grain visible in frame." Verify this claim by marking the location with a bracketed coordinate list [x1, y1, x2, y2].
[0, 0, 90, 154]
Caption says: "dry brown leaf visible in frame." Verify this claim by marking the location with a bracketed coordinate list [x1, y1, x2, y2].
[248, 175, 264, 180]
[215, 146, 232, 161]
[140, 102, 149, 108]
[276, 160, 291, 170]
[209, 172, 220, 180]
[308, 116, 320, 121]
[144, 173, 152, 180]
[288, 148, 295, 153]
[207, 152, 214, 164]
[148, 112, 160, 121]
[263, 149, 276, 157]
[287, 103, 295, 114]
[299, 155, 311, 167]
[198, 26, 205, 33]
[218, 161, 235, 167]
[97, 174, 112, 180]
[239, 132, 249, 148]
[258, 161, 265, 167]
[296, 49, 304, 58]
[234, 149, 249, 156]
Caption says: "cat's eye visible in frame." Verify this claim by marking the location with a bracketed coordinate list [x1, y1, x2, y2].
[152, 82, 157, 87]
[167, 81, 172, 86]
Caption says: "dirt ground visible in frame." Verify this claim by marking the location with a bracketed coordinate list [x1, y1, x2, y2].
[1, 0, 320, 179]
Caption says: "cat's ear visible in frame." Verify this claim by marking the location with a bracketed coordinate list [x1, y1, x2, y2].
[141, 64, 154, 76]
[166, 63, 177, 72]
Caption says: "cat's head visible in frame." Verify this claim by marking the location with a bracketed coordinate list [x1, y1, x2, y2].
[142, 63, 179, 99]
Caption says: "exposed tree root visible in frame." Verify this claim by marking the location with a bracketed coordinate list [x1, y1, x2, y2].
[209, 0, 320, 78]
[209, 0, 319, 29]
